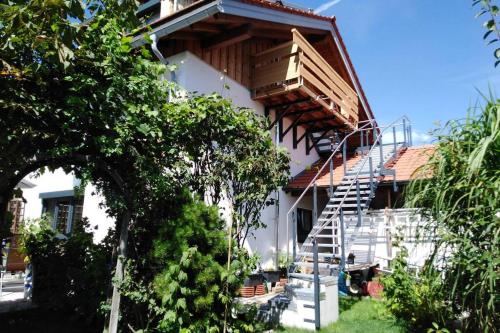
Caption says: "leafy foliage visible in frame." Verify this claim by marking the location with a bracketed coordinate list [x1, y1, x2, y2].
[473, 0, 500, 66]
[118, 193, 263, 332]
[172, 93, 290, 247]
[1, 1, 290, 331]
[382, 250, 451, 331]
[19, 216, 113, 328]
[404, 96, 500, 332]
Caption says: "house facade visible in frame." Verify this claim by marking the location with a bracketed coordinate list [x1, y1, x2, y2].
[7, 0, 434, 276]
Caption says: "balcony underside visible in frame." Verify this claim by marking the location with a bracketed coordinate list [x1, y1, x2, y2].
[251, 29, 360, 130]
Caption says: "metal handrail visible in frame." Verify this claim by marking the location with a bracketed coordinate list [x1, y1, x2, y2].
[298, 115, 411, 260]
[285, 119, 378, 259]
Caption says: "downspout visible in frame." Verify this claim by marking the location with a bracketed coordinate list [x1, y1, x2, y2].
[274, 111, 280, 271]
[150, 33, 177, 100]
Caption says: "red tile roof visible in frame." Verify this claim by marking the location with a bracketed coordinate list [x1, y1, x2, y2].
[240, 0, 331, 21]
[286, 145, 436, 190]
[382, 145, 435, 182]
[286, 154, 361, 190]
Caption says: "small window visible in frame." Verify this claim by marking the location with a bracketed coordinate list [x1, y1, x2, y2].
[296, 208, 313, 243]
[42, 196, 84, 235]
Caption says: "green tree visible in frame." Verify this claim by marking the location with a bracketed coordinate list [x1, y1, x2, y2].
[1, 2, 289, 332]
[405, 97, 499, 331]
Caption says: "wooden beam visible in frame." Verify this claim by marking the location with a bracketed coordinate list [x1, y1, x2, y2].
[282, 113, 305, 141]
[267, 107, 288, 130]
[296, 116, 337, 126]
[267, 97, 311, 109]
[203, 24, 253, 51]
[188, 22, 223, 33]
[168, 31, 202, 40]
[287, 106, 323, 116]
[252, 29, 292, 40]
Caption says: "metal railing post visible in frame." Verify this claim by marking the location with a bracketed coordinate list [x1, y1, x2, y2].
[329, 158, 334, 197]
[403, 118, 407, 147]
[292, 209, 297, 259]
[369, 156, 374, 196]
[313, 182, 318, 225]
[379, 135, 384, 168]
[339, 209, 346, 270]
[313, 239, 321, 330]
[356, 179, 361, 227]
[393, 170, 398, 192]
[392, 126, 397, 156]
[343, 142, 347, 175]
[360, 131, 364, 150]
[408, 124, 412, 146]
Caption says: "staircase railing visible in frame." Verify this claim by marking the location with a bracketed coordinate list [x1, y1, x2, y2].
[296, 116, 411, 265]
[286, 116, 412, 266]
[285, 119, 378, 259]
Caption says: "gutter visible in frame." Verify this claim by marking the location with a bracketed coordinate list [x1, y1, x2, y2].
[132, 0, 221, 48]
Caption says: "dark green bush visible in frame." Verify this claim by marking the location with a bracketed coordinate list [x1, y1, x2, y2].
[382, 249, 451, 331]
[20, 217, 112, 327]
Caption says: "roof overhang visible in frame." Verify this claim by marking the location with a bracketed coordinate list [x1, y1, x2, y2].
[132, 0, 375, 125]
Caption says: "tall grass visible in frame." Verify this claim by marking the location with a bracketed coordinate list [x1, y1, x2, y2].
[405, 95, 499, 331]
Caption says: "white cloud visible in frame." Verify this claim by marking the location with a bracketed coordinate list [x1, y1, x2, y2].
[315, 0, 342, 14]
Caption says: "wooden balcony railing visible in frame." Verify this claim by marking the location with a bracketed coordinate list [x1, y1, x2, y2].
[251, 29, 359, 125]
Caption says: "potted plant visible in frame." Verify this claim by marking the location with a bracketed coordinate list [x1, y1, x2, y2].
[278, 252, 292, 278]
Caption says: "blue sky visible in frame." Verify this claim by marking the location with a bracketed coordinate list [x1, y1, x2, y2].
[293, 0, 499, 143]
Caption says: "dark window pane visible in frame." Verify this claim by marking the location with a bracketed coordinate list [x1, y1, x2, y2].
[297, 208, 313, 243]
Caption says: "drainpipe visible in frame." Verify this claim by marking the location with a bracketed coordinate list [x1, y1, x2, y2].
[150, 33, 177, 100]
[274, 111, 280, 271]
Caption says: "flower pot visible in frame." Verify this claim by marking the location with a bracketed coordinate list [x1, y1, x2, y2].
[239, 286, 255, 298]
[255, 284, 266, 296]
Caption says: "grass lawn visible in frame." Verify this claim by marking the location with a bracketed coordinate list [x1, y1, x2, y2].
[277, 297, 407, 333]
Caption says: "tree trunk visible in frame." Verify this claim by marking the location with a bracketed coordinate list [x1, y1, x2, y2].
[108, 209, 131, 333]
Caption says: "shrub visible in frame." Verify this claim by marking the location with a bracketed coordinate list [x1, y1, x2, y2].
[381, 249, 452, 331]
[20, 216, 112, 327]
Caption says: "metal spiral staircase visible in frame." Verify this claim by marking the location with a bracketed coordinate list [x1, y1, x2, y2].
[286, 116, 412, 276]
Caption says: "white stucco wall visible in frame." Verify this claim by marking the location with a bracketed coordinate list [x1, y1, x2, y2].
[20, 170, 114, 243]
[167, 51, 322, 268]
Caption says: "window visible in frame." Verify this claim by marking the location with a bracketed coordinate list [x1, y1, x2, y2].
[296, 208, 313, 243]
[42, 196, 84, 235]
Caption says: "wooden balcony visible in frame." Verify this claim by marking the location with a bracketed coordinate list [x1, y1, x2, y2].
[251, 29, 359, 128]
